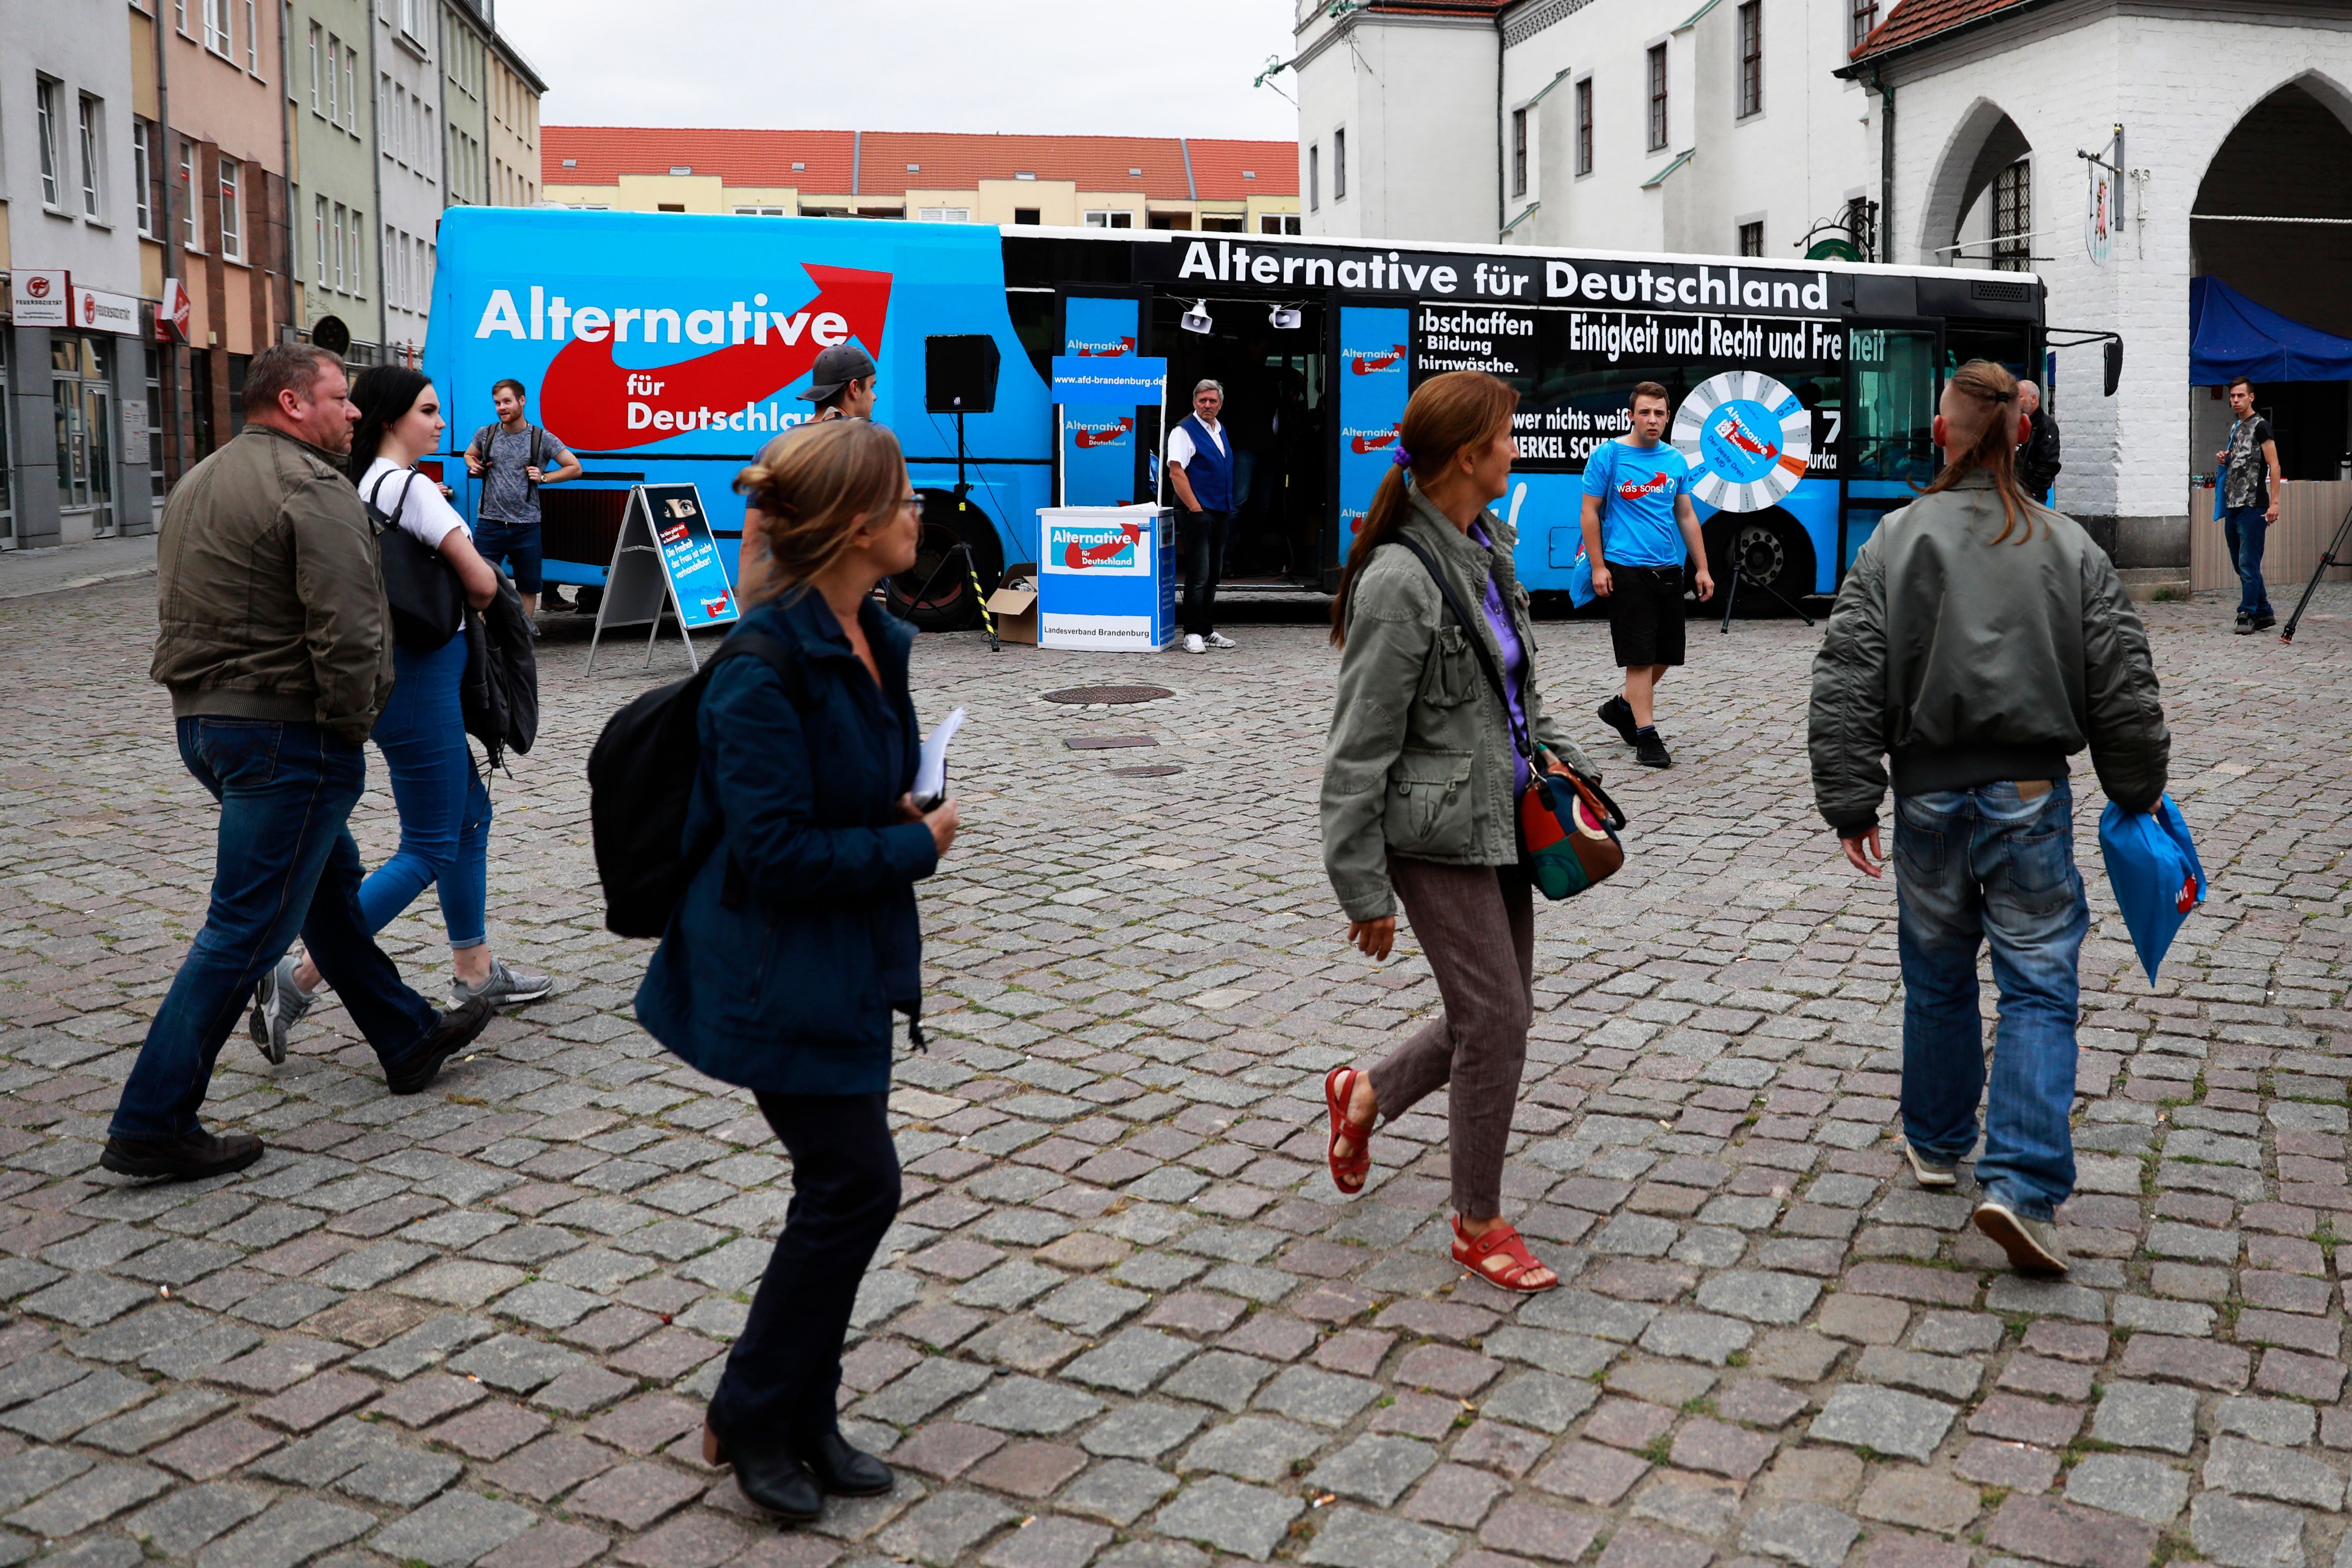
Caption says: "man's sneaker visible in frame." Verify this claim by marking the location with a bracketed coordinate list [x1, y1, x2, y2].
[1973, 1197, 2070, 1276]
[1636, 732, 1672, 768]
[2234, 615, 2255, 635]
[2251, 613, 2276, 632]
[1598, 695, 1639, 746]
[248, 956, 314, 1065]
[1205, 631, 1237, 650]
[1903, 1141, 1960, 1188]
[1183, 634, 1206, 655]
[101, 1128, 265, 1182]
[454, 958, 555, 1011]
[386, 994, 499, 1096]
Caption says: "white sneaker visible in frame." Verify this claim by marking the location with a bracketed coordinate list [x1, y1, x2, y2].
[1205, 632, 1237, 650]
[1183, 634, 1206, 655]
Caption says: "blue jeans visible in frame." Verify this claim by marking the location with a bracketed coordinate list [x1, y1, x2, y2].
[110, 720, 442, 1142]
[474, 517, 543, 595]
[361, 636, 491, 949]
[2222, 508, 2270, 617]
[1893, 780, 2090, 1220]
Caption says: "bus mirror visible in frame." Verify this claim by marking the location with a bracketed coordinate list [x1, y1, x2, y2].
[2104, 338, 2123, 397]
[1269, 306, 1302, 330]
[1181, 301, 1214, 335]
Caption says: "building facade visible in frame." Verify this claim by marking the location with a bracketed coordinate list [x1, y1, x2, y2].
[287, 0, 379, 361]
[373, 0, 445, 360]
[543, 129, 1301, 235]
[483, 30, 540, 211]
[2, 0, 149, 548]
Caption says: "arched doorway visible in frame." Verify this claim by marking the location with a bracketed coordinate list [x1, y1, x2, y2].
[1916, 99, 2034, 271]
[2191, 77, 2352, 483]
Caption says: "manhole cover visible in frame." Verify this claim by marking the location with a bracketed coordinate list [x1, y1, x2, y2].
[1064, 736, 1157, 750]
[1111, 765, 1182, 778]
[1043, 685, 1174, 705]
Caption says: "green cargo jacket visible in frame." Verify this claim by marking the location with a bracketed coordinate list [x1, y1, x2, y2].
[150, 426, 395, 747]
[1808, 471, 2169, 835]
[1321, 485, 1598, 922]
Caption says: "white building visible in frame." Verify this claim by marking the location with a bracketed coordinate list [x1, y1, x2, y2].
[373, 0, 446, 358]
[1291, 0, 2352, 582]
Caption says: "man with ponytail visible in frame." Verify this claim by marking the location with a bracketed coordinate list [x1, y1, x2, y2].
[1809, 359, 2169, 1278]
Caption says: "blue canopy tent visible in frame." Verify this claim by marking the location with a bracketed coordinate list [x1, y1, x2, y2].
[2189, 276, 2352, 383]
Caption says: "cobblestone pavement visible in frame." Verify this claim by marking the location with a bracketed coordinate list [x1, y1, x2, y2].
[2, 580, 2348, 1568]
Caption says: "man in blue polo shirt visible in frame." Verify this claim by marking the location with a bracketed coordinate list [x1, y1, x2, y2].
[1580, 381, 1714, 768]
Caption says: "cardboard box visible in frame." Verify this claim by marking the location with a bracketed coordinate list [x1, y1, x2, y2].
[985, 564, 1039, 645]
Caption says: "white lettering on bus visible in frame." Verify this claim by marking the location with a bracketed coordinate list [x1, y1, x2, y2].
[472, 286, 856, 348]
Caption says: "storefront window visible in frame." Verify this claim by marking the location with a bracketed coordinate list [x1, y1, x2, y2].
[228, 354, 251, 439]
[146, 346, 169, 501]
[190, 348, 217, 462]
[52, 335, 116, 536]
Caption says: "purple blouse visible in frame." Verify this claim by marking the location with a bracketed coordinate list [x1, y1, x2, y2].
[1467, 521, 1531, 793]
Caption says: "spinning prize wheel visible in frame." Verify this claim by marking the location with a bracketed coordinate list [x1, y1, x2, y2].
[1671, 371, 1812, 513]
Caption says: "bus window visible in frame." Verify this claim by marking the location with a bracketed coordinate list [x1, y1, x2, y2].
[1945, 321, 2032, 380]
[1848, 328, 1938, 483]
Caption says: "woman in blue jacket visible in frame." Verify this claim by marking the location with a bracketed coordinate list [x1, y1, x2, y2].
[635, 418, 959, 1521]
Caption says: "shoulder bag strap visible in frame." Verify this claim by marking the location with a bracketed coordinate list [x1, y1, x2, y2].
[1388, 535, 1534, 767]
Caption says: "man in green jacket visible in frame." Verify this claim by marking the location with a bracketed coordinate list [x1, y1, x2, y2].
[1808, 360, 2169, 1277]
[106, 345, 496, 1181]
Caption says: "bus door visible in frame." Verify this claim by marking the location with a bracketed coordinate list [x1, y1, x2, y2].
[1150, 293, 1330, 586]
[1841, 325, 1942, 574]
[1056, 292, 1155, 511]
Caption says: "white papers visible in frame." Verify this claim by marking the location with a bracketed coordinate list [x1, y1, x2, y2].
[915, 708, 966, 807]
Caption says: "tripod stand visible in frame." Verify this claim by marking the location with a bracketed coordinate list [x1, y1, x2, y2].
[1717, 561, 1817, 632]
[892, 408, 1001, 651]
[2279, 494, 2352, 645]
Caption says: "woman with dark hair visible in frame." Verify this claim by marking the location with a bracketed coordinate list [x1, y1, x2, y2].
[248, 366, 550, 1060]
[1318, 369, 1599, 1293]
[636, 417, 958, 1521]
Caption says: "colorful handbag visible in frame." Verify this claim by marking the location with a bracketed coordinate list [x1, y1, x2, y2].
[1393, 536, 1629, 901]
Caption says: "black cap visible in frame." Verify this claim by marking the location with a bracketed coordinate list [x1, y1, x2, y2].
[798, 344, 877, 403]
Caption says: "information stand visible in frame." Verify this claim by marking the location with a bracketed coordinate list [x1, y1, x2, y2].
[587, 483, 739, 673]
[1052, 356, 1169, 512]
[1036, 505, 1176, 651]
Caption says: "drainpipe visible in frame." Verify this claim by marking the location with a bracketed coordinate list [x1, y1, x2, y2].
[1495, 6, 1509, 235]
[369, 13, 386, 353]
[153, 2, 181, 479]
[1870, 63, 1894, 263]
[279, 2, 297, 341]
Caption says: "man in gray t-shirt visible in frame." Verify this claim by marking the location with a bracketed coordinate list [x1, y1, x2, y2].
[465, 379, 582, 620]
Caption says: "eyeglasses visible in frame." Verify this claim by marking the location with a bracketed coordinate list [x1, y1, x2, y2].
[897, 496, 923, 515]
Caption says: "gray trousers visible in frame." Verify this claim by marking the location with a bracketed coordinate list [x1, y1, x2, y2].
[1366, 854, 1536, 1219]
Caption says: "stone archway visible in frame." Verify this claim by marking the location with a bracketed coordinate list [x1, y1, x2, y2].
[1914, 97, 2033, 267]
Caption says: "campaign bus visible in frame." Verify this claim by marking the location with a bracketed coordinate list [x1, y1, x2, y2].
[422, 207, 2047, 626]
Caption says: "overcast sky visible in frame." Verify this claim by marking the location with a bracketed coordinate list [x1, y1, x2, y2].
[497, 0, 1301, 141]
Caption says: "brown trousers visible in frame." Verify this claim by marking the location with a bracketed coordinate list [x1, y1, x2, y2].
[1366, 854, 1536, 1219]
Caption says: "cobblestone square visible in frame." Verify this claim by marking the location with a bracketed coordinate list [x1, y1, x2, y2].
[0, 580, 2347, 1568]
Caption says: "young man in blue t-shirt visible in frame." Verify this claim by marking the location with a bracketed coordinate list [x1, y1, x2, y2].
[1580, 382, 1715, 768]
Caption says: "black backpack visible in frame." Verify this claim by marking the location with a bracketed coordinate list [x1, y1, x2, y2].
[588, 631, 802, 939]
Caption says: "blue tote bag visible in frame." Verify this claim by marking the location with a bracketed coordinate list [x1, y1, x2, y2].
[2098, 794, 2206, 983]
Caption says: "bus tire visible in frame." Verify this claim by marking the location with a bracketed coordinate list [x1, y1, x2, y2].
[885, 489, 1005, 632]
[1706, 513, 1815, 614]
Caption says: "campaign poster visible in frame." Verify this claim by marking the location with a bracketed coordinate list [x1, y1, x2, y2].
[1037, 506, 1171, 650]
[643, 483, 738, 630]
[1336, 306, 1410, 570]
[1055, 300, 1153, 509]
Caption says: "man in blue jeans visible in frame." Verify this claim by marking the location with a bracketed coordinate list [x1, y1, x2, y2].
[465, 379, 581, 625]
[2215, 376, 2282, 634]
[112, 344, 497, 1181]
[1809, 360, 2169, 1276]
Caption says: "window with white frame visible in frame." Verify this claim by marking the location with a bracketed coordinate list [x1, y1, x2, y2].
[1083, 210, 1134, 228]
[1737, 1, 1763, 118]
[400, 0, 423, 40]
[1511, 107, 1528, 198]
[179, 139, 201, 248]
[133, 120, 156, 235]
[79, 96, 105, 219]
[35, 79, 63, 209]
[314, 196, 328, 285]
[204, 0, 231, 55]
[218, 157, 243, 260]
[245, 0, 258, 71]
[1334, 128, 1347, 200]
[1575, 78, 1593, 175]
[343, 48, 357, 131]
[331, 202, 346, 289]
[914, 207, 968, 222]
[310, 25, 322, 111]
[1259, 213, 1301, 235]
[1851, 0, 1879, 49]
[1647, 44, 1669, 151]
[734, 206, 788, 217]
[349, 209, 363, 294]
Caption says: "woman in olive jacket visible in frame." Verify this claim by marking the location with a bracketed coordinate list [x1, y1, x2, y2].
[1319, 370, 1599, 1293]
[635, 419, 960, 1521]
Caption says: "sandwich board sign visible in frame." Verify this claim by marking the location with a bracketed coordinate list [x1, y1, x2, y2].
[587, 482, 739, 672]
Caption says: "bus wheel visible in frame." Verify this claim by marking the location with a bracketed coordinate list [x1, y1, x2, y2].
[885, 492, 1003, 631]
[1712, 517, 1815, 610]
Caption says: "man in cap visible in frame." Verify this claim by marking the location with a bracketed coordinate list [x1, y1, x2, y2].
[802, 345, 878, 422]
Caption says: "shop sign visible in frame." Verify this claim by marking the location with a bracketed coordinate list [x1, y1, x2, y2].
[159, 278, 193, 342]
[9, 270, 70, 328]
[74, 286, 141, 337]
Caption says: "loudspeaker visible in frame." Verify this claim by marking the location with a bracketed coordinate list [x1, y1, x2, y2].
[926, 334, 1000, 414]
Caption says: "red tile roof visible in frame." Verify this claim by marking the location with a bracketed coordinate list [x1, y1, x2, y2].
[543, 127, 1298, 200]
[1850, 0, 2044, 62]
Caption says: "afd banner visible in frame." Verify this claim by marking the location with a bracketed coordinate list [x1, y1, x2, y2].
[1335, 306, 1410, 569]
[1053, 298, 1160, 508]
[644, 484, 737, 629]
[422, 208, 1056, 574]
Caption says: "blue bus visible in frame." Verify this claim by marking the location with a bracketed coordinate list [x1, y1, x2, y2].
[423, 207, 2045, 624]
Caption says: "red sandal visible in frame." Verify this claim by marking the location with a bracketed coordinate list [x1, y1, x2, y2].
[1451, 1215, 1560, 1293]
[1324, 1067, 1374, 1195]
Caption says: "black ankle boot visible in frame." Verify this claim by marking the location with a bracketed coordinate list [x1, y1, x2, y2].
[706, 1416, 821, 1520]
[797, 1429, 892, 1496]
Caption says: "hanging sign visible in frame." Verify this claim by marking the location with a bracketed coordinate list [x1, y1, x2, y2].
[159, 278, 193, 342]
[2086, 164, 2116, 267]
[586, 483, 739, 674]
[74, 287, 141, 336]
[9, 270, 70, 328]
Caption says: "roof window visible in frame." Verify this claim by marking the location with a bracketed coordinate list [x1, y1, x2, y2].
[669, 166, 691, 175]
[561, 158, 576, 168]
[1015, 171, 1036, 180]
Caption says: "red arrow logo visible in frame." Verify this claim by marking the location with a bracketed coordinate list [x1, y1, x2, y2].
[1063, 522, 1144, 569]
[1350, 344, 1407, 375]
[537, 264, 892, 451]
[1350, 427, 1399, 455]
[1619, 472, 1672, 500]
[1078, 337, 1137, 357]
[1075, 418, 1134, 449]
